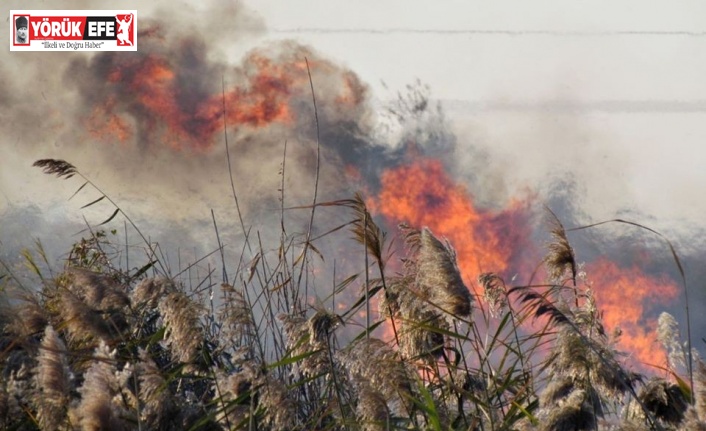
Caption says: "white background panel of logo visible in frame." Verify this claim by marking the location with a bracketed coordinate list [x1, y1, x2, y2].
[11, 10, 137, 51]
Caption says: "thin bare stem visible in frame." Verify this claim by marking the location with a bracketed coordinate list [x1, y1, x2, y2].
[222, 75, 251, 255]
[295, 57, 322, 302]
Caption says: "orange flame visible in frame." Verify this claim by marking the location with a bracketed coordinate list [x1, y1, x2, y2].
[373, 156, 679, 371]
[84, 41, 366, 151]
[374, 157, 527, 277]
[587, 258, 679, 369]
[91, 52, 300, 150]
[86, 95, 133, 143]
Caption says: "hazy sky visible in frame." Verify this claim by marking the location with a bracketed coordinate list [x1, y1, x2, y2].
[246, 1, 706, 234]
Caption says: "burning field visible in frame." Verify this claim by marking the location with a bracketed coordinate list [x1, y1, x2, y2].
[0, 7, 700, 431]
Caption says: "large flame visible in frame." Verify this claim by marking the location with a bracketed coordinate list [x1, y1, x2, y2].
[81, 33, 365, 151]
[587, 258, 680, 369]
[373, 156, 679, 370]
[374, 157, 527, 277]
[89, 51, 301, 150]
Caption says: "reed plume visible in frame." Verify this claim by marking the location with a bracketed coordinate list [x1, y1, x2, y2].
[158, 290, 204, 364]
[541, 388, 596, 431]
[625, 377, 688, 427]
[355, 381, 391, 431]
[532, 283, 635, 430]
[58, 289, 114, 342]
[279, 309, 342, 377]
[132, 277, 173, 309]
[694, 359, 706, 421]
[349, 192, 387, 268]
[416, 227, 473, 318]
[217, 282, 254, 348]
[657, 311, 686, 372]
[382, 225, 473, 362]
[479, 272, 507, 318]
[215, 363, 257, 428]
[137, 348, 174, 428]
[73, 341, 130, 431]
[66, 267, 129, 311]
[4, 364, 34, 425]
[339, 337, 414, 417]
[34, 325, 72, 430]
[33, 158, 78, 179]
[258, 373, 300, 430]
[544, 209, 577, 285]
[4, 299, 48, 339]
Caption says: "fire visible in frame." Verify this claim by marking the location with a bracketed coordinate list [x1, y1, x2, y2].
[372, 155, 679, 371]
[374, 157, 527, 278]
[336, 70, 368, 107]
[89, 51, 300, 150]
[81, 34, 366, 151]
[587, 258, 680, 369]
[86, 95, 132, 143]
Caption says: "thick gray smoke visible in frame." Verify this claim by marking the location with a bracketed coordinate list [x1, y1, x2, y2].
[0, 1, 416, 282]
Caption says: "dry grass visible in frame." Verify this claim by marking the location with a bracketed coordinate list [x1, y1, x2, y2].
[0, 159, 698, 431]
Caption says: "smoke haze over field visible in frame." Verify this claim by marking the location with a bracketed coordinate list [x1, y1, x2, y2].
[2, 0, 706, 369]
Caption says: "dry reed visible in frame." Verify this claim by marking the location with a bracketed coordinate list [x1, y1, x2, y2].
[0, 159, 694, 431]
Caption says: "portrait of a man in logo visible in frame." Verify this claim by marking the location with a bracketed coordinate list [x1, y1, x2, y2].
[15, 16, 29, 44]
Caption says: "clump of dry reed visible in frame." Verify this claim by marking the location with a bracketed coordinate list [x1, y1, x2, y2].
[158, 290, 204, 364]
[625, 377, 688, 427]
[71, 341, 133, 431]
[381, 225, 473, 362]
[279, 309, 342, 378]
[0, 159, 694, 431]
[513, 212, 649, 431]
[338, 337, 414, 417]
[137, 347, 174, 428]
[34, 325, 72, 430]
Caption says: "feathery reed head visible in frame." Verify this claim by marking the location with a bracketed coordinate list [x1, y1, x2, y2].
[695, 358, 706, 421]
[158, 291, 204, 364]
[308, 309, 344, 344]
[350, 192, 386, 266]
[338, 337, 413, 415]
[132, 277, 173, 309]
[137, 348, 174, 428]
[66, 267, 129, 311]
[6, 300, 48, 338]
[510, 286, 570, 327]
[479, 272, 507, 318]
[279, 310, 340, 377]
[58, 290, 113, 342]
[74, 341, 129, 431]
[217, 283, 254, 346]
[657, 311, 685, 371]
[35, 325, 72, 430]
[631, 378, 688, 425]
[33, 159, 78, 179]
[544, 209, 577, 284]
[543, 389, 596, 431]
[355, 381, 390, 431]
[416, 227, 473, 318]
[258, 374, 299, 430]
